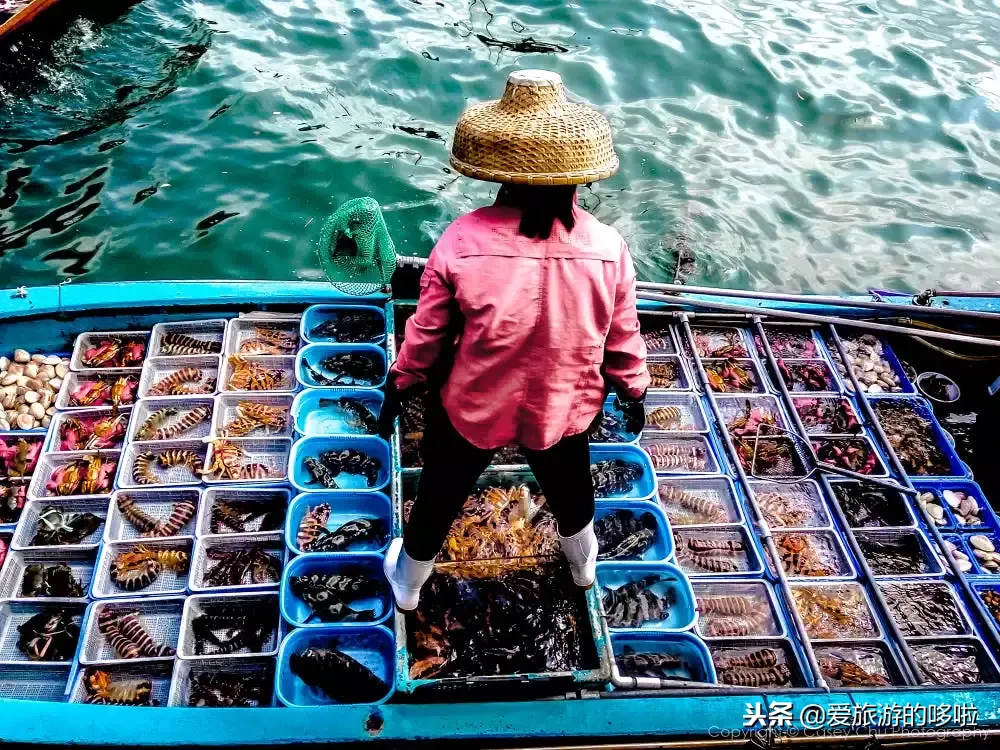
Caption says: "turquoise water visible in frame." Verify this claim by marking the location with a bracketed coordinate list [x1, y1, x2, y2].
[3, 0, 1000, 293]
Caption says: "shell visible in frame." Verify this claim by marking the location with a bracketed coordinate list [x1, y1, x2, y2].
[969, 534, 996, 553]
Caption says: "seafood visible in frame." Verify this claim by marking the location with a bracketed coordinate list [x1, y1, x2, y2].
[812, 438, 879, 474]
[290, 646, 388, 703]
[603, 575, 674, 628]
[856, 532, 930, 576]
[698, 593, 772, 637]
[776, 533, 842, 577]
[712, 647, 791, 686]
[791, 584, 876, 639]
[202, 440, 281, 482]
[309, 310, 384, 343]
[307, 353, 382, 386]
[872, 399, 950, 475]
[310, 518, 388, 553]
[81, 337, 145, 369]
[220, 401, 288, 437]
[912, 643, 986, 685]
[647, 360, 682, 389]
[826, 333, 903, 394]
[405, 561, 590, 680]
[939, 538, 975, 574]
[239, 325, 299, 355]
[674, 532, 747, 573]
[70, 413, 129, 451]
[296, 503, 331, 550]
[643, 440, 707, 472]
[31, 506, 103, 546]
[817, 649, 892, 687]
[640, 329, 674, 353]
[148, 367, 215, 397]
[793, 397, 860, 434]
[736, 436, 803, 477]
[110, 545, 190, 591]
[721, 664, 793, 687]
[400, 394, 427, 467]
[970, 535, 1000, 574]
[691, 328, 747, 358]
[755, 329, 818, 358]
[720, 647, 779, 669]
[834, 483, 911, 528]
[17, 609, 80, 661]
[187, 671, 273, 708]
[776, 359, 834, 392]
[45, 456, 116, 497]
[209, 498, 284, 534]
[290, 572, 386, 623]
[317, 397, 378, 435]
[725, 400, 781, 439]
[940, 489, 983, 526]
[657, 484, 729, 524]
[881, 582, 966, 637]
[594, 509, 657, 560]
[588, 410, 630, 443]
[137, 406, 210, 441]
[21, 564, 84, 597]
[645, 405, 683, 430]
[227, 355, 286, 391]
[756, 489, 817, 528]
[83, 668, 153, 706]
[590, 459, 644, 498]
[203, 546, 282, 587]
[981, 590, 1000, 624]
[0, 535, 6, 568]
[159, 332, 220, 356]
[97, 608, 175, 659]
[0, 436, 41, 477]
[303, 449, 382, 489]
[617, 645, 685, 679]
[704, 359, 756, 393]
[191, 601, 276, 656]
[69, 375, 138, 408]
[116, 494, 196, 538]
[132, 449, 203, 485]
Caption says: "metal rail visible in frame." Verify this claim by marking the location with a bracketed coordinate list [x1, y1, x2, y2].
[676, 313, 828, 690]
[750, 317, 922, 686]
[824, 324, 1000, 670]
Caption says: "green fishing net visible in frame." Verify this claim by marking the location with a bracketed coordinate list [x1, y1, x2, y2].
[317, 197, 397, 295]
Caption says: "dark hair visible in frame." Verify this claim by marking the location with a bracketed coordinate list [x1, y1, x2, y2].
[495, 184, 577, 240]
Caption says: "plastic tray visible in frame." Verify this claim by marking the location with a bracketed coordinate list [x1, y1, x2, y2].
[202, 437, 291, 485]
[736, 434, 811, 480]
[907, 636, 1000, 686]
[0, 664, 70, 701]
[12, 498, 108, 552]
[0, 600, 85, 665]
[911, 480, 998, 532]
[672, 525, 763, 578]
[641, 392, 709, 434]
[55, 369, 140, 410]
[281, 552, 392, 628]
[78, 596, 184, 665]
[768, 358, 842, 395]
[769, 529, 857, 580]
[118, 440, 206, 490]
[590, 444, 657, 500]
[589, 395, 641, 444]
[823, 330, 915, 395]
[45, 407, 133, 454]
[0, 432, 45, 476]
[300, 304, 387, 346]
[0, 547, 95, 602]
[656, 476, 744, 526]
[700, 358, 767, 394]
[956, 531, 1000, 575]
[594, 499, 673, 562]
[177, 591, 281, 659]
[972, 581, 1000, 627]
[291, 388, 383, 437]
[714, 393, 791, 438]
[878, 579, 973, 638]
[149, 319, 227, 358]
[211, 393, 295, 439]
[790, 395, 863, 435]
[168, 656, 276, 707]
[189, 533, 284, 593]
[277, 625, 395, 706]
[637, 314, 679, 354]
[813, 640, 907, 688]
[640, 433, 720, 475]
[646, 355, 691, 391]
[295, 343, 387, 389]
[708, 638, 805, 687]
[810, 434, 889, 478]
[105, 488, 201, 542]
[127, 398, 214, 443]
[225, 316, 302, 357]
[828, 480, 918, 529]
[69, 659, 173, 706]
[91, 537, 193, 599]
[138, 355, 221, 400]
[854, 528, 943, 578]
[755, 325, 826, 360]
[198, 486, 290, 538]
[70, 330, 149, 373]
[289, 436, 392, 494]
[687, 326, 754, 359]
[870, 396, 969, 479]
[27, 450, 120, 502]
[789, 581, 882, 640]
[286, 492, 393, 556]
[693, 579, 785, 638]
[220, 354, 298, 394]
[748, 479, 831, 530]
[610, 631, 716, 683]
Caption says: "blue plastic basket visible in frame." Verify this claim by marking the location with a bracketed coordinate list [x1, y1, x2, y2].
[596, 561, 697, 632]
[289, 436, 392, 494]
[275, 625, 395, 706]
[281, 552, 391, 629]
[610, 630, 716, 683]
[589, 444, 656, 500]
[295, 343, 387, 389]
[589, 395, 641, 444]
[291, 388, 384, 436]
[285, 491, 392, 556]
[300, 304, 387, 346]
[594, 499, 673, 562]
[911, 480, 999, 533]
[869, 396, 969, 479]
[820, 331, 916, 395]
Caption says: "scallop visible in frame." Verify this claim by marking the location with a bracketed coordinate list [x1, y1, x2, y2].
[942, 490, 963, 509]
[969, 534, 996, 553]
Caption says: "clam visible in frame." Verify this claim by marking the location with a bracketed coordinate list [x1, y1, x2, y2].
[969, 535, 995, 553]
[942, 490, 963, 509]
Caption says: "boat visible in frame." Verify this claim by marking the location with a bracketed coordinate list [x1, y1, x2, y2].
[3, 276, 1000, 746]
[0, 0, 65, 40]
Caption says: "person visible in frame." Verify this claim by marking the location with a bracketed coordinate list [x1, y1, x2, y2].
[378, 70, 650, 610]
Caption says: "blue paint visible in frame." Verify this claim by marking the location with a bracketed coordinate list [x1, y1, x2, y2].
[285, 492, 392, 556]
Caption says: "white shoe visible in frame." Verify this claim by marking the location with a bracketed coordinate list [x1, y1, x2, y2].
[384, 538, 434, 611]
[559, 521, 598, 588]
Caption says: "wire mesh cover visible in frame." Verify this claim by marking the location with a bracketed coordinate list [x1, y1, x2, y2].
[317, 197, 396, 296]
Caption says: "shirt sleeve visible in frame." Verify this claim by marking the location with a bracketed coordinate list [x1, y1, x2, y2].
[390, 243, 455, 392]
[602, 241, 650, 399]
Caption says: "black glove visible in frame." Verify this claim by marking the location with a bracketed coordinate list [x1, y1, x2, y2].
[614, 388, 647, 435]
[378, 373, 408, 440]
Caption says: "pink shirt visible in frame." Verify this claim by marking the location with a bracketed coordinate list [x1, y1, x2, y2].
[392, 204, 650, 451]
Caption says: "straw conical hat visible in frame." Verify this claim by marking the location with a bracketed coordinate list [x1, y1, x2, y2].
[450, 70, 619, 186]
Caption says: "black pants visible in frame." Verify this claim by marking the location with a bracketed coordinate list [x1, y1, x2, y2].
[403, 409, 596, 562]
